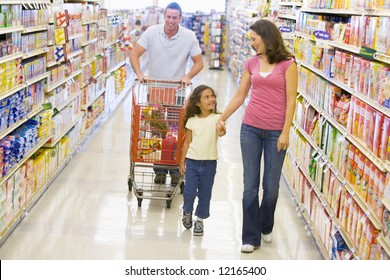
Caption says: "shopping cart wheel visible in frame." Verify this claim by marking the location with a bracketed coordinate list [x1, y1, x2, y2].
[180, 181, 185, 194]
[137, 192, 143, 207]
[127, 176, 132, 191]
[166, 195, 172, 209]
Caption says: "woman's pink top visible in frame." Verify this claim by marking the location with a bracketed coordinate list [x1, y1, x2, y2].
[243, 56, 294, 130]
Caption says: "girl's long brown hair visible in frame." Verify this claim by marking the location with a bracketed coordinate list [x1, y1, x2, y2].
[183, 85, 217, 129]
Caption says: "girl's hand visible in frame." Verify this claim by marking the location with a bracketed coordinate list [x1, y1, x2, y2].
[277, 132, 289, 152]
[216, 120, 226, 136]
[179, 162, 186, 175]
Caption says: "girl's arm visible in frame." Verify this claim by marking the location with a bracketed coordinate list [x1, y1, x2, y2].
[180, 129, 192, 175]
[277, 62, 298, 152]
[216, 117, 226, 136]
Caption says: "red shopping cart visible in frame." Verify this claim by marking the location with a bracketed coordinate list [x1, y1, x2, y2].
[128, 79, 190, 208]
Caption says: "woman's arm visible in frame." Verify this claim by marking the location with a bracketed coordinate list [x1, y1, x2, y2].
[219, 69, 252, 123]
[277, 62, 298, 151]
[180, 129, 192, 175]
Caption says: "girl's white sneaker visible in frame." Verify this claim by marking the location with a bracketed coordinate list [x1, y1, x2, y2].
[262, 233, 272, 243]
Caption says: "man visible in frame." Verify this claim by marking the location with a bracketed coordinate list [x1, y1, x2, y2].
[130, 2, 204, 185]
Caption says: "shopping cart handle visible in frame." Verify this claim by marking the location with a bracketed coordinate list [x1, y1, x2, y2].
[136, 78, 191, 86]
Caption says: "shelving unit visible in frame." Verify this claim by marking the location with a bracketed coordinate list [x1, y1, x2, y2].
[0, 0, 132, 245]
[206, 12, 226, 70]
[226, 7, 258, 85]
[182, 12, 209, 55]
[274, 1, 302, 52]
[281, 1, 390, 259]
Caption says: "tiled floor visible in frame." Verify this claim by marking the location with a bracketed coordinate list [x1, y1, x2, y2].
[0, 66, 322, 260]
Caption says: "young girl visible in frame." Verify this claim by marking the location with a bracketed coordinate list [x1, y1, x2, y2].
[180, 85, 226, 236]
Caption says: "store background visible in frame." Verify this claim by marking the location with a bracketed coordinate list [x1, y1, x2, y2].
[107, 0, 226, 13]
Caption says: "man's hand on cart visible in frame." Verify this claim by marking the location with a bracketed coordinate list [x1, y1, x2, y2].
[136, 73, 147, 83]
[180, 76, 192, 84]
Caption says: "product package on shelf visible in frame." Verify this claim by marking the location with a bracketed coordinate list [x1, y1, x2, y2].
[206, 13, 225, 70]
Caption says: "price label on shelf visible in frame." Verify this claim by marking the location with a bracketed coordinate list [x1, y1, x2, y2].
[279, 26, 293, 33]
[279, 26, 294, 40]
[316, 39, 330, 48]
[282, 33, 294, 40]
[314, 30, 331, 48]
[359, 46, 376, 60]
[313, 30, 331, 40]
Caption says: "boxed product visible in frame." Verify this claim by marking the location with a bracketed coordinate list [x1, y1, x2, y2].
[377, 17, 390, 55]
[375, 172, 386, 221]
[373, 111, 384, 157]
[367, 162, 377, 207]
[5, 205, 13, 226]
[18, 178, 26, 208]
[352, 98, 361, 137]
[331, 178, 342, 217]
[338, 139, 349, 177]
[346, 145, 358, 185]
[5, 175, 14, 208]
[25, 159, 34, 176]
[32, 150, 49, 191]
[380, 117, 390, 161]
[303, 182, 312, 215]
[322, 168, 331, 199]
[332, 230, 347, 251]
[382, 207, 390, 244]
[42, 145, 58, 178]
[25, 174, 34, 201]
[349, 203, 361, 243]
[327, 172, 336, 206]
[374, 241, 390, 260]
[323, 212, 332, 252]
[364, 105, 376, 150]
[362, 221, 379, 260]
[355, 152, 365, 194]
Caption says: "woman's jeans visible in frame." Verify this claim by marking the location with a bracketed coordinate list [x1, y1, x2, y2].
[182, 159, 217, 219]
[240, 124, 286, 246]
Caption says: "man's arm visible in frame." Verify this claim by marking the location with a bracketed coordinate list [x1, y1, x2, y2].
[129, 43, 147, 80]
[182, 54, 204, 83]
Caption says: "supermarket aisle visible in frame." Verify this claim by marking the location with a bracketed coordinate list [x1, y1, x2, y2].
[0, 66, 322, 260]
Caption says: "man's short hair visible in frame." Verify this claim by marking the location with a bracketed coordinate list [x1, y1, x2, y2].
[165, 2, 182, 15]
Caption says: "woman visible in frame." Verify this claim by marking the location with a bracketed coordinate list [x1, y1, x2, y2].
[217, 19, 298, 253]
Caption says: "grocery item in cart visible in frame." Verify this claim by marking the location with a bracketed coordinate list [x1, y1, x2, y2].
[137, 138, 162, 160]
[148, 86, 176, 105]
[161, 133, 177, 161]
